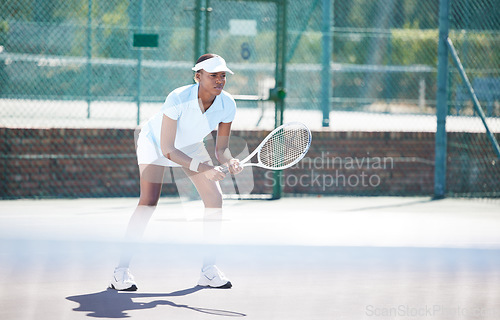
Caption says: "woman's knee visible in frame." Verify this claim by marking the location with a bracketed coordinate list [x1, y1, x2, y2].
[138, 196, 159, 206]
[139, 171, 163, 206]
[138, 187, 162, 206]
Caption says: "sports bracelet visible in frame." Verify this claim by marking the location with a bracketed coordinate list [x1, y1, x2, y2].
[189, 158, 201, 172]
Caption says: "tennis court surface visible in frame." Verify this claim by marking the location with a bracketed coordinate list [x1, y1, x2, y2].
[1, 196, 499, 320]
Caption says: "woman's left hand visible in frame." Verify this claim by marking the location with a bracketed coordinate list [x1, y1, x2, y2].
[227, 158, 243, 175]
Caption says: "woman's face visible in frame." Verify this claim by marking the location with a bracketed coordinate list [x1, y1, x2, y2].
[197, 70, 226, 96]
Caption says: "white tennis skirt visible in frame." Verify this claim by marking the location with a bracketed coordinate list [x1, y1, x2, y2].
[136, 131, 212, 167]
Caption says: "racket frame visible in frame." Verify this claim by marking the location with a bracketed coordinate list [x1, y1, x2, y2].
[221, 122, 312, 172]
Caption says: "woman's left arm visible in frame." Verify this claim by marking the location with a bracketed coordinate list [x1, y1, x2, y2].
[216, 122, 242, 174]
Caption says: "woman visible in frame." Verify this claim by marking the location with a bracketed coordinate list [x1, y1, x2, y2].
[110, 54, 242, 291]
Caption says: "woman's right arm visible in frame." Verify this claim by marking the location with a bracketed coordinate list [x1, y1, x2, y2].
[160, 115, 225, 181]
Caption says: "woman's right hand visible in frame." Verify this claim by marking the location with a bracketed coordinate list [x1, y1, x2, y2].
[199, 163, 226, 181]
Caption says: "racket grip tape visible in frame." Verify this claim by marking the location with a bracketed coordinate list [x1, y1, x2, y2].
[216, 166, 230, 174]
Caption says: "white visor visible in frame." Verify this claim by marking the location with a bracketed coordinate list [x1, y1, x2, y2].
[191, 56, 234, 74]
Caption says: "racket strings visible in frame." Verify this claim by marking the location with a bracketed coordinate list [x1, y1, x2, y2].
[259, 126, 310, 169]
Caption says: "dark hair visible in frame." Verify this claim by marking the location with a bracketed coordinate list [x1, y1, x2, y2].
[194, 53, 219, 82]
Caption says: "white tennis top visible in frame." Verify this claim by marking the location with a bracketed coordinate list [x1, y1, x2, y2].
[138, 83, 236, 166]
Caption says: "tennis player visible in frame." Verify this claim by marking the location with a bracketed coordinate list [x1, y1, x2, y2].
[110, 54, 242, 291]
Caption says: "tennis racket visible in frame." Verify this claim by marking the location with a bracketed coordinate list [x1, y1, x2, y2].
[220, 122, 312, 173]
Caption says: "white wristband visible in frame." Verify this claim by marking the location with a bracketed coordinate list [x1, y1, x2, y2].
[189, 158, 201, 172]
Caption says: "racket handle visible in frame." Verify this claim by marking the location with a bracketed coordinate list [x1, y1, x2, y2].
[216, 166, 230, 174]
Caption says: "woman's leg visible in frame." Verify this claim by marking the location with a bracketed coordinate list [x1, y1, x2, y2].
[184, 170, 231, 287]
[117, 164, 165, 268]
[184, 169, 223, 209]
[111, 164, 166, 291]
[183, 169, 229, 285]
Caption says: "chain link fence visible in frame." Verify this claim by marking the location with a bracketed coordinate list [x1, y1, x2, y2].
[288, 1, 439, 113]
[0, 0, 196, 128]
[446, 0, 500, 197]
[0, 0, 499, 198]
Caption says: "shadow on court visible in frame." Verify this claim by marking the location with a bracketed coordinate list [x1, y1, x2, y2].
[66, 287, 247, 318]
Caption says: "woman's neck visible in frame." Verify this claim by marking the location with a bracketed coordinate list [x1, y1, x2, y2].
[197, 87, 216, 112]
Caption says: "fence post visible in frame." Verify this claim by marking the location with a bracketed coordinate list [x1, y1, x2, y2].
[272, 0, 287, 199]
[204, 0, 211, 53]
[434, 0, 450, 199]
[194, 0, 202, 62]
[321, 0, 332, 127]
[86, 0, 92, 118]
[135, 0, 144, 126]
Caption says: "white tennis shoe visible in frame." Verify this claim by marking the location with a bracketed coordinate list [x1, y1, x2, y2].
[109, 267, 138, 291]
[197, 265, 232, 288]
